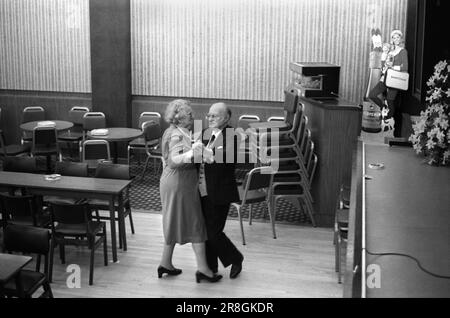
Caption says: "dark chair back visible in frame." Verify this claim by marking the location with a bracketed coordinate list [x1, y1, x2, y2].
[68, 106, 90, 125]
[238, 115, 260, 131]
[83, 112, 106, 131]
[139, 112, 161, 128]
[95, 162, 130, 180]
[3, 156, 37, 173]
[243, 167, 274, 192]
[284, 90, 299, 126]
[50, 201, 90, 226]
[82, 140, 111, 161]
[142, 120, 162, 142]
[0, 193, 39, 227]
[4, 223, 50, 256]
[22, 106, 45, 123]
[55, 161, 88, 177]
[33, 127, 57, 145]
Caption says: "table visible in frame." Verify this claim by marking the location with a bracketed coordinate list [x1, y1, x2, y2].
[0, 254, 32, 297]
[364, 144, 450, 297]
[87, 127, 143, 163]
[0, 171, 131, 263]
[20, 120, 73, 132]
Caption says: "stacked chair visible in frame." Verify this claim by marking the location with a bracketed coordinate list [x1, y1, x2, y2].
[249, 89, 318, 238]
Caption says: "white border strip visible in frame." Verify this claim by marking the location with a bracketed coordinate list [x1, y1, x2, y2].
[361, 142, 367, 298]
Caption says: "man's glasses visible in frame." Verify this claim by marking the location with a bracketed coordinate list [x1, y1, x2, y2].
[205, 114, 222, 120]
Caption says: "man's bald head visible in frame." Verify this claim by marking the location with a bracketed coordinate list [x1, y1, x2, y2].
[208, 102, 231, 129]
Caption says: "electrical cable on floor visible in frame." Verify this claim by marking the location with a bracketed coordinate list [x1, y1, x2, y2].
[365, 248, 450, 280]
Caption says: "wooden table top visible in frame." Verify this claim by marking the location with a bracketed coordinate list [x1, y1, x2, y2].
[364, 144, 450, 297]
[87, 127, 142, 142]
[20, 120, 74, 131]
[0, 171, 131, 195]
[0, 254, 32, 283]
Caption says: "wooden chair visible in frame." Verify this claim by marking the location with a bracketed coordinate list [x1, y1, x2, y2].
[2, 156, 37, 173]
[49, 201, 107, 285]
[89, 162, 134, 246]
[0, 132, 30, 158]
[43, 162, 89, 205]
[0, 193, 49, 229]
[2, 224, 53, 298]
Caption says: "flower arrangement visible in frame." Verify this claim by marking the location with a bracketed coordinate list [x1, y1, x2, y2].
[409, 60, 450, 166]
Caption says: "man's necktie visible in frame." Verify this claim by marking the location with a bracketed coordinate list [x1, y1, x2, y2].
[207, 134, 216, 148]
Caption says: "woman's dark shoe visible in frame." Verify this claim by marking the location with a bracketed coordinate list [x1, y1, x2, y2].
[195, 271, 223, 283]
[158, 265, 182, 278]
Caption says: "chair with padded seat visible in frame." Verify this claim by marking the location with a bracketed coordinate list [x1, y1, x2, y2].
[270, 152, 318, 229]
[21, 106, 46, 144]
[58, 106, 90, 160]
[2, 156, 37, 173]
[248, 90, 302, 137]
[43, 161, 89, 205]
[2, 224, 53, 298]
[231, 166, 275, 245]
[81, 139, 111, 171]
[48, 201, 107, 285]
[128, 112, 162, 172]
[0, 131, 30, 158]
[89, 162, 134, 246]
[140, 120, 163, 178]
[0, 193, 50, 229]
[238, 115, 260, 131]
[2, 157, 37, 196]
[82, 112, 106, 141]
[31, 126, 62, 173]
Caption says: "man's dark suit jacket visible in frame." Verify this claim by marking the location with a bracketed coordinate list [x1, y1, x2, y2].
[201, 125, 240, 205]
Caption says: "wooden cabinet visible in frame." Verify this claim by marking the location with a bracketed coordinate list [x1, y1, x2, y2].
[300, 96, 361, 227]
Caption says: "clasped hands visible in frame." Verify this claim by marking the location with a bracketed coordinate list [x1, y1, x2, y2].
[192, 141, 214, 164]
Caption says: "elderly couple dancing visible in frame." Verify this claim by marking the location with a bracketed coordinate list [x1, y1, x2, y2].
[157, 99, 244, 283]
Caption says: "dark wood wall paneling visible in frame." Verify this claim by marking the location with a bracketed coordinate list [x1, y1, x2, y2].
[0, 91, 91, 145]
[0, 91, 283, 145]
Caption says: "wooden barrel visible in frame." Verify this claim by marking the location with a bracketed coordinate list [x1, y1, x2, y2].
[362, 101, 382, 133]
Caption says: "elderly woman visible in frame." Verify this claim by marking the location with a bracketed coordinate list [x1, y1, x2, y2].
[158, 99, 222, 283]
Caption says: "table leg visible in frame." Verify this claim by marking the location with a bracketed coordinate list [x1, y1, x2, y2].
[112, 142, 118, 164]
[109, 198, 118, 262]
[118, 192, 127, 251]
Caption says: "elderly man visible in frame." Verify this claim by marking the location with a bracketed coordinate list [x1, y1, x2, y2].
[198, 102, 244, 279]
